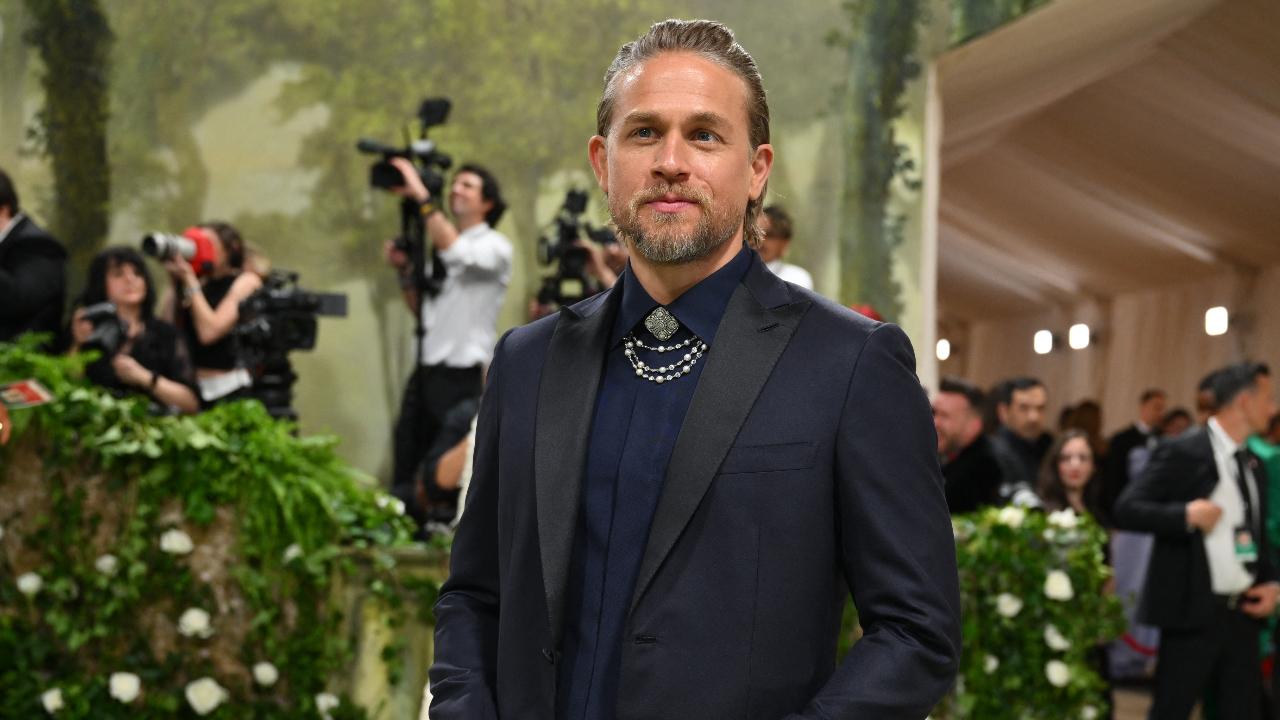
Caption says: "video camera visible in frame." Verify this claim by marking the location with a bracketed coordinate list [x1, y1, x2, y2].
[232, 270, 348, 420]
[139, 227, 220, 276]
[536, 189, 616, 308]
[79, 302, 127, 357]
[357, 98, 452, 200]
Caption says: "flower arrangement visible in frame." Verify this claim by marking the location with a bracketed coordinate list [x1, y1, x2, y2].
[938, 505, 1124, 718]
[0, 338, 435, 718]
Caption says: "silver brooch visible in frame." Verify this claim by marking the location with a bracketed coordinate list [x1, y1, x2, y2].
[644, 306, 679, 342]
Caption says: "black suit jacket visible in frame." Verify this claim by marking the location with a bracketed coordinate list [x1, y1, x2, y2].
[429, 255, 961, 720]
[1101, 424, 1147, 519]
[1114, 426, 1273, 630]
[0, 215, 67, 343]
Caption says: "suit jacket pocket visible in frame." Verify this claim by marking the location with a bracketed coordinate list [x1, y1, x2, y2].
[718, 442, 817, 475]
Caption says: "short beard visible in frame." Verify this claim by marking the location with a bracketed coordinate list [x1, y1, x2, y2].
[611, 183, 742, 265]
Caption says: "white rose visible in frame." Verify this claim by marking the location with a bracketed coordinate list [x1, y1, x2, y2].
[185, 677, 228, 716]
[95, 554, 119, 576]
[1045, 659, 1071, 687]
[983, 655, 999, 674]
[282, 544, 303, 563]
[995, 593, 1023, 618]
[1081, 706, 1099, 720]
[178, 607, 214, 639]
[253, 661, 279, 687]
[376, 495, 406, 516]
[997, 506, 1026, 528]
[40, 688, 64, 714]
[316, 692, 340, 719]
[17, 572, 43, 597]
[391, 497, 406, 516]
[1045, 570, 1075, 601]
[1048, 508, 1079, 530]
[1044, 624, 1071, 651]
[109, 672, 141, 703]
[160, 529, 194, 555]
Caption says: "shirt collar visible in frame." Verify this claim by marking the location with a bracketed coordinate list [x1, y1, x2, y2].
[1208, 416, 1241, 455]
[458, 221, 490, 240]
[0, 213, 24, 245]
[611, 243, 753, 347]
[1135, 420, 1153, 436]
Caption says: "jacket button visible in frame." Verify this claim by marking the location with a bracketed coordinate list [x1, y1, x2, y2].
[633, 634, 657, 645]
[541, 648, 556, 664]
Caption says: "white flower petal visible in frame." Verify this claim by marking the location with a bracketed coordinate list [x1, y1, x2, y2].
[996, 593, 1023, 618]
[109, 672, 141, 703]
[1044, 624, 1072, 651]
[40, 688, 64, 713]
[95, 554, 119, 576]
[983, 655, 999, 674]
[178, 607, 214, 639]
[253, 661, 279, 687]
[1045, 570, 1075, 601]
[185, 678, 228, 716]
[1045, 659, 1071, 687]
[160, 529, 194, 555]
[17, 572, 42, 597]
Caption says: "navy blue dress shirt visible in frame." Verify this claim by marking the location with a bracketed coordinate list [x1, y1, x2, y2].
[556, 246, 753, 720]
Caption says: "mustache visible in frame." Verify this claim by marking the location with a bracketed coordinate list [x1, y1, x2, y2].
[628, 184, 711, 212]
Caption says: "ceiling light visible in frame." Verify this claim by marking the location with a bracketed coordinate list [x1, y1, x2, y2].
[1205, 306, 1229, 336]
[936, 338, 951, 362]
[1068, 324, 1090, 350]
[1034, 330, 1053, 355]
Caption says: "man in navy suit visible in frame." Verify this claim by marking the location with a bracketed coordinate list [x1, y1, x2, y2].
[1116, 362, 1278, 719]
[429, 19, 961, 720]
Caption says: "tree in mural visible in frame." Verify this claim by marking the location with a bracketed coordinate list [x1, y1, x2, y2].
[22, 0, 113, 275]
[832, 0, 923, 322]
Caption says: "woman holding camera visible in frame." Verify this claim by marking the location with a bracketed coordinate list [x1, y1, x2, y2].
[70, 247, 200, 414]
[160, 221, 263, 405]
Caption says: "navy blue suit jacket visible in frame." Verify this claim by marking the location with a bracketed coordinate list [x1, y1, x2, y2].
[429, 253, 961, 719]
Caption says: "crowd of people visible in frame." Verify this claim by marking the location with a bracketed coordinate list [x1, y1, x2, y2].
[934, 364, 1280, 718]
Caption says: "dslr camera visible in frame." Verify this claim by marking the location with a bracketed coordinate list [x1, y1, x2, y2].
[139, 227, 219, 276]
[537, 189, 616, 307]
[79, 302, 127, 357]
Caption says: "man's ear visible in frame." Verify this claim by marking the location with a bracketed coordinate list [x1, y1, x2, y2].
[748, 143, 774, 201]
[588, 135, 609, 194]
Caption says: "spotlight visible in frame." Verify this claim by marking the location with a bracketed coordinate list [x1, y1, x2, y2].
[1205, 306, 1229, 336]
[1034, 330, 1053, 355]
[1068, 324, 1090, 350]
[936, 338, 951, 362]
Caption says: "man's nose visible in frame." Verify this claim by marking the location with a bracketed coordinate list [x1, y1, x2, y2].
[651, 135, 691, 183]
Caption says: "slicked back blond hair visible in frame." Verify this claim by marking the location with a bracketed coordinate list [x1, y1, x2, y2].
[597, 19, 770, 248]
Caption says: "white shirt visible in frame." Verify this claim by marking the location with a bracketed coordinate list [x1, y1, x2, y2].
[1203, 417, 1261, 594]
[0, 213, 24, 246]
[420, 222, 513, 368]
[766, 259, 813, 290]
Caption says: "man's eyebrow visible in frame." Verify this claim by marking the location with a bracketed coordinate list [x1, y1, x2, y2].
[617, 110, 731, 128]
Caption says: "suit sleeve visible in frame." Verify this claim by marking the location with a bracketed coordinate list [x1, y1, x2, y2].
[788, 323, 962, 720]
[1113, 440, 1192, 537]
[427, 331, 511, 720]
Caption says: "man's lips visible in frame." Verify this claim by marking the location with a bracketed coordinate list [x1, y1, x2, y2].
[646, 198, 696, 213]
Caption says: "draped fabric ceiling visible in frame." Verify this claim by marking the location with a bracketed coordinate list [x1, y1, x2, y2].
[934, 0, 1280, 431]
[938, 0, 1280, 320]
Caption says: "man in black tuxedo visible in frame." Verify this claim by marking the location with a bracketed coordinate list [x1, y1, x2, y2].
[0, 168, 66, 344]
[429, 19, 961, 720]
[1115, 362, 1278, 719]
[1101, 388, 1167, 518]
[933, 377, 1003, 514]
[989, 376, 1052, 506]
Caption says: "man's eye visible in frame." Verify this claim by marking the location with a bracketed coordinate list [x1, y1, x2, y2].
[694, 130, 717, 142]
[634, 128, 654, 138]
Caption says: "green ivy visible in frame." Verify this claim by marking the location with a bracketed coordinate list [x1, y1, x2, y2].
[0, 336, 437, 719]
[938, 506, 1124, 719]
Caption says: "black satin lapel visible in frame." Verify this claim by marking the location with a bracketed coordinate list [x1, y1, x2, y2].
[535, 294, 618, 645]
[629, 285, 810, 613]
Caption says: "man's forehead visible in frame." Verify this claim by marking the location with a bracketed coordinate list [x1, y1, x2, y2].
[612, 52, 749, 122]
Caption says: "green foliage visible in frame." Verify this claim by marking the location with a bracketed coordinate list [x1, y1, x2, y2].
[22, 0, 113, 273]
[950, 0, 1049, 47]
[938, 506, 1124, 719]
[0, 337, 437, 719]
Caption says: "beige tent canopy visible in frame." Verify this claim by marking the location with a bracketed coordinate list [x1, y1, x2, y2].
[932, 0, 1280, 430]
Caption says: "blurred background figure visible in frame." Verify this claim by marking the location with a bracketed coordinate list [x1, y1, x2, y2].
[160, 221, 264, 407]
[0, 167, 66, 348]
[932, 377, 1003, 514]
[1102, 389, 1167, 521]
[70, 247, 200, 415]
[758, 204, 813, 291]
[989, 376, 1051, 507]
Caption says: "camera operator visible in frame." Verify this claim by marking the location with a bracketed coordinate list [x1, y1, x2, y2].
[0, 167, 67, 346]
[70, 247, 199, 414]
[160, 221, 264, 405]
[383, 157, 512, 523]
[527, 238, 621, 322]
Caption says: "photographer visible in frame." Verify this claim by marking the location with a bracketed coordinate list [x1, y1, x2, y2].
[383, 157, 512, 521]
[160, 221, 264, 405]
[0, 167, 67, 346]
[70, 247, 199, 414]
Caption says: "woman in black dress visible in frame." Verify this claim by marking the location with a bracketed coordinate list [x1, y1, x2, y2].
[70, 247, 199, 414]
